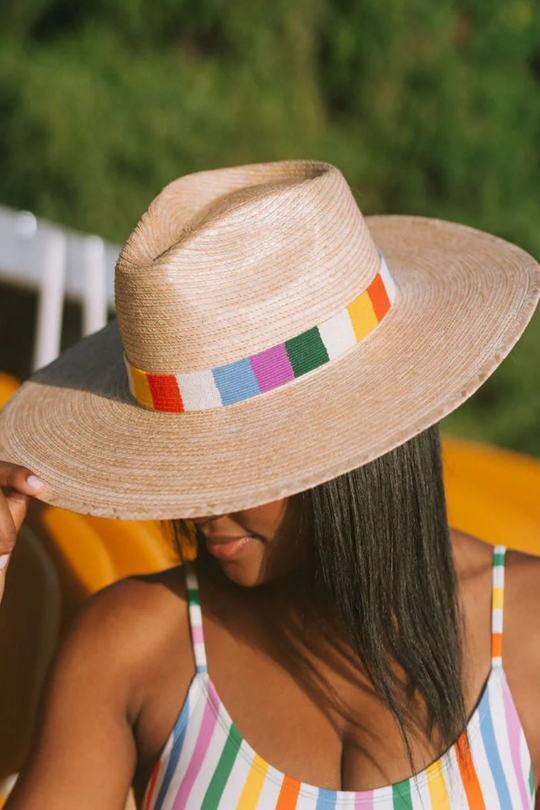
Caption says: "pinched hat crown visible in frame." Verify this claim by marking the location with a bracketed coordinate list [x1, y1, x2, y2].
[116, 161, 395, 412]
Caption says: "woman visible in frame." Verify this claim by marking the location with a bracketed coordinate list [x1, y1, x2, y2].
[1, 161, 539, 809]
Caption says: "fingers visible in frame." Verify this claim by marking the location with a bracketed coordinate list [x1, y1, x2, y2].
[0, 461, 44, 496]
[0, 462, 44, 553]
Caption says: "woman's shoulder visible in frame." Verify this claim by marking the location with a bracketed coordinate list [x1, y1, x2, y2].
[451, 527, 540, 646]
[74, 564, 190, 642]
[451, 528, 540, 777]
[451, 527, 540, 587]
[60, 565, 193, 718]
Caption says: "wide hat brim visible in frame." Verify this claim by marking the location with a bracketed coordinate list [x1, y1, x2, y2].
[1, 214, 539, 520]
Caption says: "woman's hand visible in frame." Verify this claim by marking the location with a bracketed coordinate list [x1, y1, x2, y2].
[0, 461, 44, 603]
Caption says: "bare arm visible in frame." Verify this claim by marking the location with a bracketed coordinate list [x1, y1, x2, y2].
[0, 461, 135, 807]
[5, 581, 140, 809]
[504, 549, 540, 799]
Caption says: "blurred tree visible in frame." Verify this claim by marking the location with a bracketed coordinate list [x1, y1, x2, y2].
[0, 0, 540, 452]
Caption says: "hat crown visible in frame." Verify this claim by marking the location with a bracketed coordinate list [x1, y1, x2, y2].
[115, 160, 381, 374]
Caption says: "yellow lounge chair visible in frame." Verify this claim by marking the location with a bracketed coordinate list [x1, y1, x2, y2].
[443, 436, 540, 556]
[0, 373, 19, 410]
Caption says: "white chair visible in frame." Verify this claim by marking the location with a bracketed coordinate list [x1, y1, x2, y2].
[0, 204, 118, 372]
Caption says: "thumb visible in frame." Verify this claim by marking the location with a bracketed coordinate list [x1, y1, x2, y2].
[0, 566, 7, 604]
[0, 546, 13, 605]
[5, 490, 31, 535]
[0, 492, 29, 606]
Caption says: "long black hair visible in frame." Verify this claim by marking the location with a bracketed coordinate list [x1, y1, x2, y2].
[169, 423, 467, 770]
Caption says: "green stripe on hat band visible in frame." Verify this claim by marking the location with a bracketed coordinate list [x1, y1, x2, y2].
[126, 251, 396, 412]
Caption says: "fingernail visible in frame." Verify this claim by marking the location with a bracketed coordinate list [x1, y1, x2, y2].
[0, 553, 10, 570]
[27, 475, 44, 492]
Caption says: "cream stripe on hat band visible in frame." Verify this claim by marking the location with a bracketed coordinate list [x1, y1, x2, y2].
[125, 251, 397, 412]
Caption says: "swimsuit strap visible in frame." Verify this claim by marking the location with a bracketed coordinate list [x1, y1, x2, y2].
[185, 561, 208, 674]
[184, 547, 507, 675]
[491, 545, 507, 669]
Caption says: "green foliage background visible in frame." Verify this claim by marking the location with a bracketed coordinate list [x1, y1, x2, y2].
[1, 0, 540, 453]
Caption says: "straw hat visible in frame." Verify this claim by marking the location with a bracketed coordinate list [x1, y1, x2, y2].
[0, 161, 539, 519]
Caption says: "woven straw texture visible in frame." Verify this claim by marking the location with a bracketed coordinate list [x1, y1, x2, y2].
[0, 160, 539, 519]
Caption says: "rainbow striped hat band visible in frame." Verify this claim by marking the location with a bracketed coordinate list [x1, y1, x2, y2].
[125, 251, 396, 413]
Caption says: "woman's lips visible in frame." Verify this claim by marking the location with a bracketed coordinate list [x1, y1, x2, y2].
[203, 535, 257, 560]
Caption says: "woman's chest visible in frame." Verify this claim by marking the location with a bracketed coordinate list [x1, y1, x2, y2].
[133, 617, 483, 802]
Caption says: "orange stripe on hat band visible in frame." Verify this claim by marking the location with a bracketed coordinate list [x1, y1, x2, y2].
[125, 251, 396, 412]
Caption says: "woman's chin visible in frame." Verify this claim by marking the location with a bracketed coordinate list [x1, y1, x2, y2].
[216, 556, 269, 587]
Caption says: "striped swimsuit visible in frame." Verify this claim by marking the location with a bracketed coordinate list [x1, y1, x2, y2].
[143, 546, 536, 809]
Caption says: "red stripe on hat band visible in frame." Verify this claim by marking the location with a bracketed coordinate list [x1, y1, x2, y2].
[367, 273, 391, 320]
[147, 374, 185, 412]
